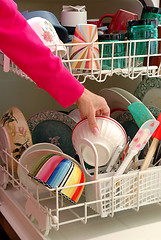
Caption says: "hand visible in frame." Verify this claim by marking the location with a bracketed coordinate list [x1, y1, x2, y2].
[76, 88, 110, 135]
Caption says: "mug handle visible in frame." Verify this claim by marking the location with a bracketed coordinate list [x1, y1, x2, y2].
[77, 138, 99, 180]
[98, 14, 115, 27]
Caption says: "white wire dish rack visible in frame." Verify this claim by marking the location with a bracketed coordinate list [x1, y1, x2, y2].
[2, 38, 161, 83]
[0, 148, 161, 237]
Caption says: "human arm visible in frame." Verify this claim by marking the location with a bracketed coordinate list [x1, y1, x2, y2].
[0, 0, 110, 134]
[0, 0, 84, 107]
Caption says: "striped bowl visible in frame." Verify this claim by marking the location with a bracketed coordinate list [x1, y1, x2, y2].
[28, 154, 85, 203]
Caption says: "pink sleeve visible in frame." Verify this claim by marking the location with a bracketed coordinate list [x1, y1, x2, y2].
[0, 0, 84, 108]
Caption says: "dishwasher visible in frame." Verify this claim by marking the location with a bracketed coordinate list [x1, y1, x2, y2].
[0, 0, 161, 239]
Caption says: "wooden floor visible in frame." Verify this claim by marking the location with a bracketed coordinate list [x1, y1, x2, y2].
[0, 213, 20, 240]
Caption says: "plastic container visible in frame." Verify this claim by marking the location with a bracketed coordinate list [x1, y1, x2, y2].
[127, 18, 158, 66]
[98, 33, 125, 70]
[141, 6, 161, 25]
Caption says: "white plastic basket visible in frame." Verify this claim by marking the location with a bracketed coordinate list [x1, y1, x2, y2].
[76, 138, 161, 218]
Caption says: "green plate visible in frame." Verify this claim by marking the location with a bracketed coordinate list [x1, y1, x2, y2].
[134, 77, 161, 109]
[27, 111, 76, 157]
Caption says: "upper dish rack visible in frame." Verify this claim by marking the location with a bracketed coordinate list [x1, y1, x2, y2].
[1, 38, 161, 83]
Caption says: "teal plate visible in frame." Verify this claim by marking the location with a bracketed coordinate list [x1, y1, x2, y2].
[27, 111, 76, 157]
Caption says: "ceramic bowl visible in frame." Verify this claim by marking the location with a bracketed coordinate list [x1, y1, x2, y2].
[29, 154, 85, 203]
[18, 149, 84, 194]
[22, 10, 69, 43]
[72, 116, 127, 167]
[27, 17, 67, 58]
[0, 106, 33, 173]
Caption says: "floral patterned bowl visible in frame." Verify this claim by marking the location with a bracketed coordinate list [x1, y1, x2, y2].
[0, 106, 33, 173]
[27, 17, 67, 58]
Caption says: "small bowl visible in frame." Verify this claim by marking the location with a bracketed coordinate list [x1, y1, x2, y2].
[72, 116, 127, 167]
[22, 10, 69, 43]
[27, 17, 67, 58]
[28, 152, 85, 203]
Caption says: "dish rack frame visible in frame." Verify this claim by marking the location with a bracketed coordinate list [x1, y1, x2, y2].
[1, 38, 161, 83]
[0, 148, 161, 237]
[0, 37, 161, 237]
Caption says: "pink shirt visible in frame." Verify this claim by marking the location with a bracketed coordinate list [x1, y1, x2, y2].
[0, 0, 84, 108]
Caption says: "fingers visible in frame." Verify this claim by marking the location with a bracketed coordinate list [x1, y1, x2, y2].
[100, 99, 111, 117]
[87, 112, 99, 135]
[75, 88, 111, 135]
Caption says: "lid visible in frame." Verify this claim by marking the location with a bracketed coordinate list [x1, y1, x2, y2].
[98, 33, 126, 41]
[127, 18, 158, 28]
[62, 5, 86, 12]
[142, 6, 161, 15]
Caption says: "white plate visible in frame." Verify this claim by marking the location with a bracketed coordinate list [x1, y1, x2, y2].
[17, 144, 63, 192]
[110, 87, 141, 103]
[18, 148, 82, 193]
[111, 87, 155, 119]
[99, 88, 131, 119]
[134, 77, 161, 109]
[68, 109, 81, 123]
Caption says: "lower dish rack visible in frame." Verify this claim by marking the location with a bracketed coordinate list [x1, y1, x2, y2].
[0, 148, 161, 237]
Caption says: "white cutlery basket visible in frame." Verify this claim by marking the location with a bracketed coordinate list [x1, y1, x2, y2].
[77, 138, 161, 218]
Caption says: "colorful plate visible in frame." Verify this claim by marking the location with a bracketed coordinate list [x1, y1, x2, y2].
[134, 77, 161, 109]
[29, 155, 85, 203]
[27, 111, 76, 157]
